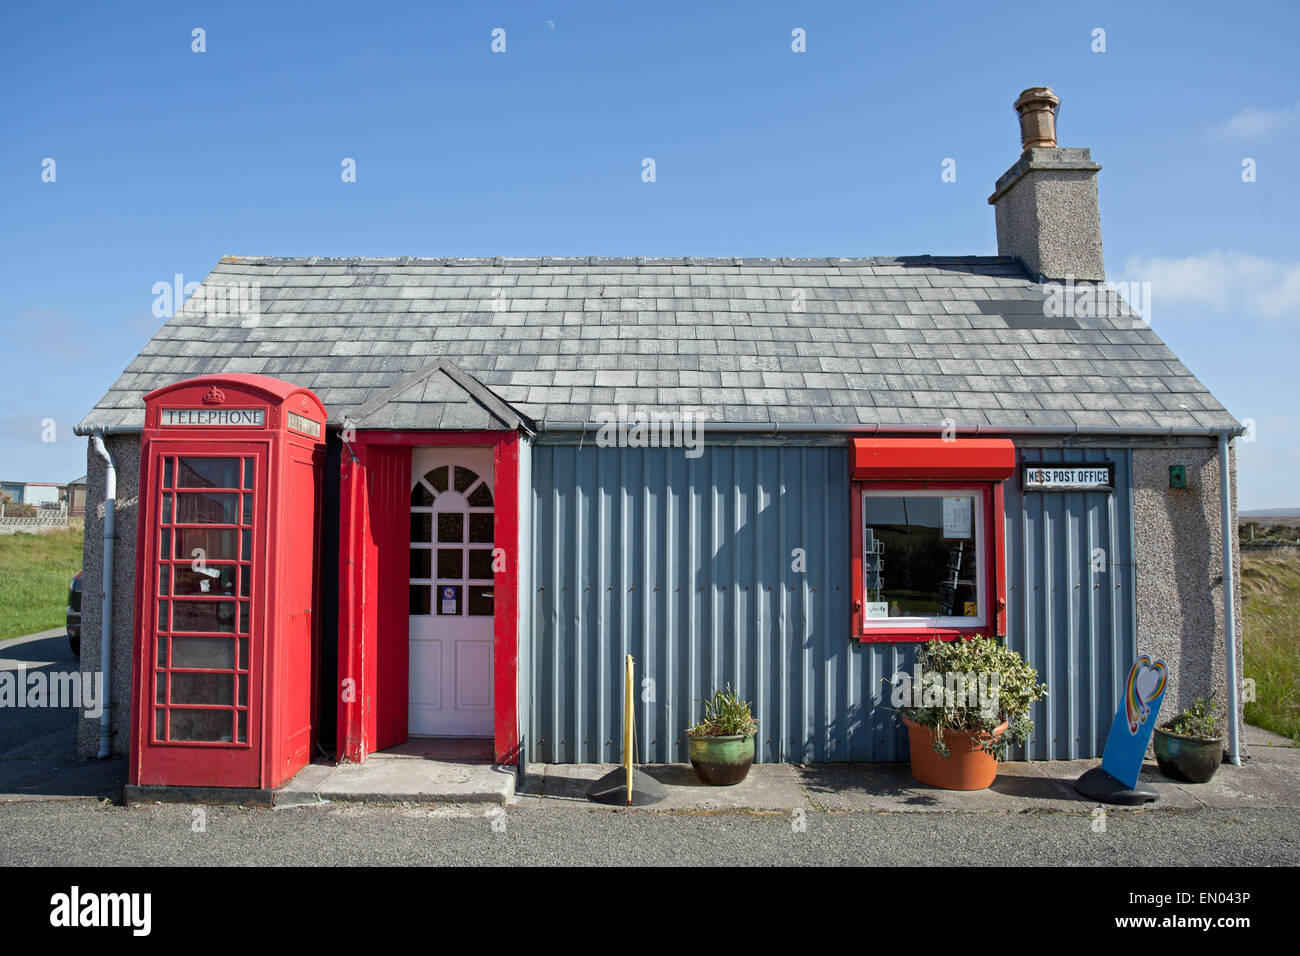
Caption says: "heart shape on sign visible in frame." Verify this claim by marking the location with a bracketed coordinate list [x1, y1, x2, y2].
[1125, 655, 1168, 734]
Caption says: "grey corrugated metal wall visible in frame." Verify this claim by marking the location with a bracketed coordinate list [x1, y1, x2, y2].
[1006, 447, 1136, 760]
[528, 441, 1135, 764]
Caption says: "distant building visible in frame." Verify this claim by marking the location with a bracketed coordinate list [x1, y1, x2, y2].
[21, 482, 64, 508]
[66, 475, 87, 517]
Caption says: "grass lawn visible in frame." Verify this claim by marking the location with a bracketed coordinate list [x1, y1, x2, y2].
[0, 527, 84, 641]
[1241, 548, 1300, 742]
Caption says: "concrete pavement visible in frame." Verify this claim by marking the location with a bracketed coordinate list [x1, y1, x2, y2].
[516, 724, 1299, 813]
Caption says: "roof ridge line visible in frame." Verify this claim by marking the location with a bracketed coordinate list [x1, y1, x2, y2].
[218, 254, 1024, 268]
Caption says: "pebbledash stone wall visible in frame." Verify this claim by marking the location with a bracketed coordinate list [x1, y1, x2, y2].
[76, 434, 140, 759]
[1131, 442, 1244, 754]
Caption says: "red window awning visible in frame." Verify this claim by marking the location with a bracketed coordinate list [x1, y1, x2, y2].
[850, 438, 1016, 481]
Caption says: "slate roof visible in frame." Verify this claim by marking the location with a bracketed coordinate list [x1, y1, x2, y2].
[78, 255, 1239, 434]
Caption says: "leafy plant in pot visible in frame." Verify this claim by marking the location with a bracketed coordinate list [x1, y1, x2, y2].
[1154, 695, 1225, 783]
[900, 636, 1048, 791]
[686, 685, 758, 785]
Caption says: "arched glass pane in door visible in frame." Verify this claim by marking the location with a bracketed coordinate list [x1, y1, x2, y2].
[409, 465, 494, 618]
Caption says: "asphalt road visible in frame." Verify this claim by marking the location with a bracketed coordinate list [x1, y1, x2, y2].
[1, 800, 1297, 866]
[0, 630, 126, 801]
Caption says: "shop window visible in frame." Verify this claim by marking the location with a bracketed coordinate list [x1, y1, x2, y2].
[853, 484, 1003, 642]
[859, 490, 985, 629]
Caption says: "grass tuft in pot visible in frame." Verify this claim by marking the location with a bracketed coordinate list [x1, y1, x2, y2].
[1154, 694, 1226, 783]
[686, 684, 758, 739]
[685, 685, 758, 786]
[1162, 694, 1224, 739]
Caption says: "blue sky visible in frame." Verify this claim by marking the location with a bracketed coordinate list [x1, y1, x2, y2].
[1, 1, 1295, 509]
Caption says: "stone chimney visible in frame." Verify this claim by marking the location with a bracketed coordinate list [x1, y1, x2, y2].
[988, 87, 1104, 281]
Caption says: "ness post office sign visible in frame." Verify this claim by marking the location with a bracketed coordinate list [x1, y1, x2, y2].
[1022, 462, 1115, 492]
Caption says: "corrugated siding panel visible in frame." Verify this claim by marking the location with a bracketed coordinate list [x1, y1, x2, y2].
[530, 442, 1135, 764]
[1006, 447, 1136, 760]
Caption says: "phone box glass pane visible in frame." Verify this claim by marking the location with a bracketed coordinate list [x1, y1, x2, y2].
[171, 673, 234, 706]
[171, 600, 237, 634]
[173, 564, 236, 597]
[176, 492, 238, 525]
[172, 637, 235, 669]
[178, 458, 240, 489]
[169, 708, 233, 742]
[176, 527, 238, 562]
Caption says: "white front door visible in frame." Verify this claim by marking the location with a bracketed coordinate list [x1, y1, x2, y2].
[408, 447, 495, 737]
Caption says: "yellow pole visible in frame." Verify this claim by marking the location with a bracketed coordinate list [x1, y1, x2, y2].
[625, 654, 634, 806]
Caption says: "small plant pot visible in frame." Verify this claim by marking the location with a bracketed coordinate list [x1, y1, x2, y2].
[687, 733, 755, 786]
[902, 715, 1009, 791]
[1153, 727, 1224, 783]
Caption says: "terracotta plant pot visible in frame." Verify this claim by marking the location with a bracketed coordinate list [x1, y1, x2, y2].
[903, 715, 1009, 791]
[687, 733, 755, 786]
[1153, 727, 1224, 783]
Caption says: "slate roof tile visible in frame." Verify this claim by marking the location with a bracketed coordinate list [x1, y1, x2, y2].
[78, 256, 1239, 434]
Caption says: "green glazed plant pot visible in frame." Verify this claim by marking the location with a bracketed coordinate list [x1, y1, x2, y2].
[687, 733, 755, 786]
[1153, 727, 1225, 783]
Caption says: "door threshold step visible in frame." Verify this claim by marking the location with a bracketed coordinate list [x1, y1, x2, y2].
[273, 759, 515, 806]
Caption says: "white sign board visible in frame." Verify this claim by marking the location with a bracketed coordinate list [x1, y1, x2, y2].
[286, 411, 322, 438]
[863, 601, 890, 619]
[942, 496, 972, 539]
[1023, 464, 1115, 492]
[161, 408, 265, 427]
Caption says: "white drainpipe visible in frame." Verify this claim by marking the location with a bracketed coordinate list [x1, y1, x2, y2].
[1219, 433, 1241, 766]
[90, 430, 116, 760]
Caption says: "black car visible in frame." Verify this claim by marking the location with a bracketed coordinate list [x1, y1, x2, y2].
[67, 570, 82, 657]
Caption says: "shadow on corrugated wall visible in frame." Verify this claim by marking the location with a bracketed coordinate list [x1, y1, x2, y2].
[528, 442, 1135, 764]
[1007, 447, 1137, 761]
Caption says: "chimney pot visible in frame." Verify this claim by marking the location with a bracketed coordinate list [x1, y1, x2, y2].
[1015, 86, 1060, 151]
[989, 86, 1104, 281]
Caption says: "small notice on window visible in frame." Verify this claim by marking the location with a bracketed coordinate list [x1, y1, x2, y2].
[942, 497, 972, 539]
[440, 586, 459, 615]
[864, 601, 890, 619]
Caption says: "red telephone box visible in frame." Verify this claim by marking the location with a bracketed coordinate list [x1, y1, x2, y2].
[130, 374, 327, 789]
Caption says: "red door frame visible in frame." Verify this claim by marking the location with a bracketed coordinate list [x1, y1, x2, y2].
[337, 429, 521, 765]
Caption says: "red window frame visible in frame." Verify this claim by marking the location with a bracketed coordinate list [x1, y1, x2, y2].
[850, 480, 1006, 642]
[847, 438, 1012, 643]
